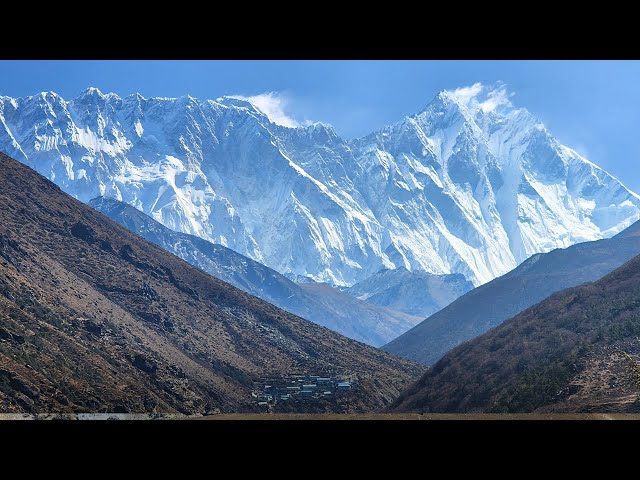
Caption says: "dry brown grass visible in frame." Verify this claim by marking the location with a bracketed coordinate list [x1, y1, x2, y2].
[0, 153, 423, 414]
[391, 254, 640, 414]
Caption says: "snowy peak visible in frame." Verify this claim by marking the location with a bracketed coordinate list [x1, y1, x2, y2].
[422, 89, 469, 116]
[0, 86, 638, 288]
[348, 86, 640, 284]
[216, 95, 260, 112]
[345, 268, 474, 318]
[443, 83, 515, 114]
[76, 86, 110, 101]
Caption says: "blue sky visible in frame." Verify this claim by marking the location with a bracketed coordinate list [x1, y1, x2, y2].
[1, 60, 639, 191]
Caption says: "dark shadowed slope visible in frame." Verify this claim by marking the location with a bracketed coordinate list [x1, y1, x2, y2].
[297, 283, 421, 345]
[0, 152, 422, 414]
[344, 267, 472, 318]
[390, 254, 640, 413]
[89, 197, 420, 347]
[384, 221, 640, 365]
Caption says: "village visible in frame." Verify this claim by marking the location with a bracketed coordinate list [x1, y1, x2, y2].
[252, 374, 354, 406]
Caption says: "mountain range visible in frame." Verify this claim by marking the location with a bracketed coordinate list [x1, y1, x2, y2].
[90, 196, 419, 346]
[0, 152, 421, 413]
[383, 219, 640, 364]
[1, 87, 638, 290]
[1, 79, 640, 416]
[344, 267, 473, 318]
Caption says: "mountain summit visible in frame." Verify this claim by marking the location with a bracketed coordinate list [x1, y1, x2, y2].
[1, 86, 637, 286]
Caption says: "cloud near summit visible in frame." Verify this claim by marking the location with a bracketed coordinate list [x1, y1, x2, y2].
[228, 92, 311, 128]
[450, 82, 514, 113]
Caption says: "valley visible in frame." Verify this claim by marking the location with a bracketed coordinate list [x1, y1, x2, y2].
[1, 70, 640, 417]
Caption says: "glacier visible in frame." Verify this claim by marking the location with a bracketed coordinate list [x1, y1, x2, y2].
[1, 86, 638, 287]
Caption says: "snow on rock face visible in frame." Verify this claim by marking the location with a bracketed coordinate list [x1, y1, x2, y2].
[345, 267, 474, 318]
[349, 91, 640, 284]
[1, 87, 638, 286]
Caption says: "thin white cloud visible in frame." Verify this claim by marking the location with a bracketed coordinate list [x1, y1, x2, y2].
[450, 82, 514, 113]
[228, 92, 308, 128]
[478, 84, 513, 113]
[570, 142, 591, 160]
[451, 83, 484, 105]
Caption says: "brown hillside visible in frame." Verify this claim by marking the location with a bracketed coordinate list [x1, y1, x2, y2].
[390, 253, 640, 413]
[384, 221, 640, 366]
[0, 152, 422, 413]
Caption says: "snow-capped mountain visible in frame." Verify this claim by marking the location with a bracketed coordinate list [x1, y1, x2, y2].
[1, 86, 638, 286]
[345, 267, 473, 318]
[383, 218, 640, 365]
[90, 196, 420, 346]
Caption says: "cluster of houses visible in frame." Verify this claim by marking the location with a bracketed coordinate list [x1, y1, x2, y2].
[252, 374, 353, 406]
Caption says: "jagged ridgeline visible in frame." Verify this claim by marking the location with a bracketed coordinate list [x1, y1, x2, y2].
[1, 88, 637, 290]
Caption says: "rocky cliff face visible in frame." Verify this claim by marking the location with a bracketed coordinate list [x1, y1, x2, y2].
[1, 87, 637, 287]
